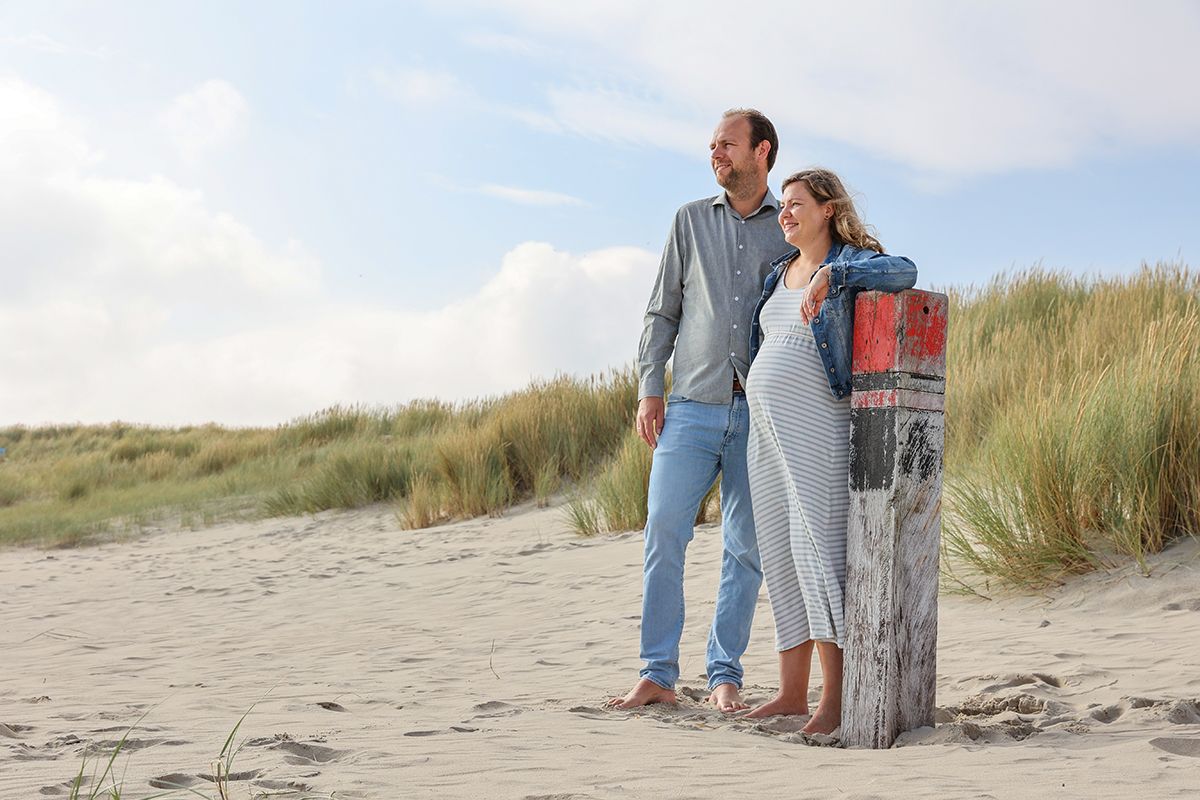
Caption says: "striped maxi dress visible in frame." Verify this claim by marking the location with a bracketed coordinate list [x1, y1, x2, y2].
[745, 281, 852, 651]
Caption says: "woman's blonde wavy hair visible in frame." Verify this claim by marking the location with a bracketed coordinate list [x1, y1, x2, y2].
[781, 168, 883, 252]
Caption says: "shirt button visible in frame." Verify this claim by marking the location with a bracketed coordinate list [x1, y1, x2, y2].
[734, 296, 739, 301]
[829, 367, 836, 373]
[731, 352, 736, 357]
[736, 270, 741, 275]
[820, 342, 827, 348]
[738, 244, 744, 249]
[733, 324, 738, 329]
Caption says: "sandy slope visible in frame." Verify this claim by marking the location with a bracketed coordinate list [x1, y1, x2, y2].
[2, 502, 1199, 799]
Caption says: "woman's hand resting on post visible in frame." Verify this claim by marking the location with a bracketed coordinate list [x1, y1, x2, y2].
[799, 265, 831, 325]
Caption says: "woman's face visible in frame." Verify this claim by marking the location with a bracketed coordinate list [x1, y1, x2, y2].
[778, 180, 830, 247]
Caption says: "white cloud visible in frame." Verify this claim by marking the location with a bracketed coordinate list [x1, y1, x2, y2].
[159, 80, 248, 162]
[0, 241, 654, 426]
[369, 66, 467, 104]
[0, 32, 110, 58]
[0, 76, 652, 427]
[460, 30, 544, 58]
[0, 77, 326, 425]
[479, 183, 586, 206]
[544, 87, 708, 157]
[0, 76, 97, 174]
[445, 0, 1200, 177]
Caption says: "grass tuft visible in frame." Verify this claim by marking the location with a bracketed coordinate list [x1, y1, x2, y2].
[941, 264, 1200, 589]
[5, 267, 1197, 596]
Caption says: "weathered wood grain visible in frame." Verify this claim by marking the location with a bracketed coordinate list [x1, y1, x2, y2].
[842, 289, 947, 749]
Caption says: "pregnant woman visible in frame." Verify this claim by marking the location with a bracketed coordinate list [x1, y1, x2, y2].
[743, 168, 916, 733]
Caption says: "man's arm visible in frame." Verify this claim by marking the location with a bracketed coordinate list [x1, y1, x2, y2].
[636, 210, 687, 448]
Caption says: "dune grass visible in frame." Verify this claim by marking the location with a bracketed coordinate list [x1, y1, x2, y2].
[0, 370, 637, 547]
[565, 428, 720, 536]
[940, 264, 1200, 589]
[3, 266, 1197, 592]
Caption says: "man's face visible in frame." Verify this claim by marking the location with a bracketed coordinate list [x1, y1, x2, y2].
[710, 115, 761, 192]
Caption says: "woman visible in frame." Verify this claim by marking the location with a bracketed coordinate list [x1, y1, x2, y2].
[742, 168, 916, 733]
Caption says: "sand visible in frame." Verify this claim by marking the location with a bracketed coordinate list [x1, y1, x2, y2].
[2, 501, 1199, 799]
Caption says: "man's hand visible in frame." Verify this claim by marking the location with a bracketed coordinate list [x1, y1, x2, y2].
[636, 397, 665, 449]
[800, 265, 832, 324]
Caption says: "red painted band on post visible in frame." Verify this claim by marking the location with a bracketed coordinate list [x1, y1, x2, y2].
[851, 388, 945, 412]
[852, 292, 899, 375]
[853, 290, 949, 378]
[852, 388, 897, 408]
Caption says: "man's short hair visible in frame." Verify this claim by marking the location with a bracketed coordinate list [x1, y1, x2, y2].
[723, 108, 778, 171]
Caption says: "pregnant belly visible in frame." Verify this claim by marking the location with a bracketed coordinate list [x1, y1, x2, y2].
[747, 334, 826, 401]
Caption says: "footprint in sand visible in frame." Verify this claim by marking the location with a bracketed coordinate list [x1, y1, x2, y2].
[470, 700, 521, 719]
[0, 722, 33, 738]
[253, 778, 313, 791]
[403, 726, 479, 737]
[1162, 598, 1200, 612]
[85, 736, 189, 754]
[745, 717, 809, 735]
[1150, 737, 1200, 758]
[148, 773, 203, 790]
[1165, 699, 1200, 724]
[197, 769, 261, 783]
[1088, 703, 1125, 724]
[39, 778, 93, 796]
[977, 672, 1062, 692]
[568, 706, 621, 721]
[276, 740, 348, 764]
[314, 701, 347, 712]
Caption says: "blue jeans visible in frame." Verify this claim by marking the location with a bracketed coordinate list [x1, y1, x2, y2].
[639, 395, 762, 690]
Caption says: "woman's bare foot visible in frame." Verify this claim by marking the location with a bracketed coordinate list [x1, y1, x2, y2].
[606, 678, 676, 709]
[802, 706, 840, 734]
[707, 683, 749, 713]
[743, 693, 809, 719]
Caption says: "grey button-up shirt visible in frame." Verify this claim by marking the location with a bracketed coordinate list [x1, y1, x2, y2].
[638, 189, 787, 403]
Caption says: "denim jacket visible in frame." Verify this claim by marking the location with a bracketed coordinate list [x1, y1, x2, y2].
[749, 241, 918, 399]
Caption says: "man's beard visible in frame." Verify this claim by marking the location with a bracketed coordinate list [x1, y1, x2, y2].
[716, 163, 756, 196]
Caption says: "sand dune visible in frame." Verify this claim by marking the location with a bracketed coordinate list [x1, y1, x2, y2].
[2, 502, 1199, 799]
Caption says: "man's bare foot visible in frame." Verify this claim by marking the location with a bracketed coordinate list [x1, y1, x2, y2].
[743, 693, 809, 719]
[802, 706, 840, 734]
[707, 683, 750, 713]
[606, 678, 676, 709]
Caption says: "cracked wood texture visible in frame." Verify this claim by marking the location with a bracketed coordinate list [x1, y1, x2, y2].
[842, 289, 947, 749]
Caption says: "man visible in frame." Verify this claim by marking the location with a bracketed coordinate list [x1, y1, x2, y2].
[611, 108, 787, 712]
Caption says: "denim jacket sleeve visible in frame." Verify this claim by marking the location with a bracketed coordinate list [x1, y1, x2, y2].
[825, 244, 917, 298]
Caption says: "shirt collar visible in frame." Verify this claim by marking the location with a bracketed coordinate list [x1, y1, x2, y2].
[712, 187, 780, 218]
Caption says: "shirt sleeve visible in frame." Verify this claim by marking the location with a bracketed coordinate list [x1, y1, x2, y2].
[826, 247, 917, 297]
[637, 210, 687, 400]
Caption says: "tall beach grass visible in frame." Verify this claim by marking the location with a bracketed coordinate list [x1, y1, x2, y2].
[3, 266, 1197, 594]
[0, 370, 636, 547]
[941, 265, 1200, 589]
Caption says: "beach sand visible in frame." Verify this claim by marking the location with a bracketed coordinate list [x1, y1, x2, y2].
[2, 501, 1199, 799]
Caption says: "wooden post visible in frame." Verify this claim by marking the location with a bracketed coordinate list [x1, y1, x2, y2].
[842, 288, 948, 749]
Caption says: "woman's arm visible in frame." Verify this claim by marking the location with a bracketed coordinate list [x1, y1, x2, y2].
[826, 248, 917, 297]
[800, 249, 917, 324]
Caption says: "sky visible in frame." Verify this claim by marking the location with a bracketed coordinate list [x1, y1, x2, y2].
[2, 1, 1199, 427]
